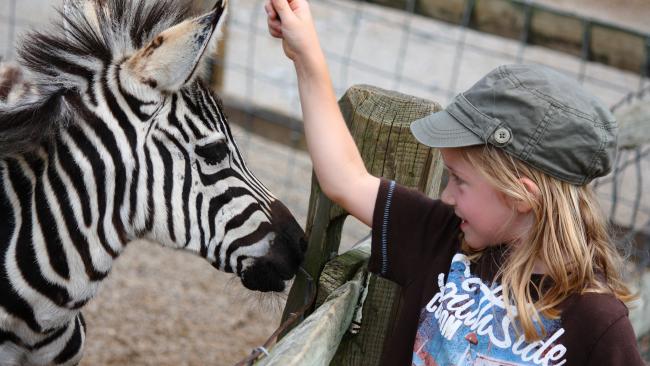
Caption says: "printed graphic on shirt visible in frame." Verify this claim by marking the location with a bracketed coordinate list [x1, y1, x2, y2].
[412, 254, 566, 366]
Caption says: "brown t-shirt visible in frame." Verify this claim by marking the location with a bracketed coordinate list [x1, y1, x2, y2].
[368, 179, 643, 366]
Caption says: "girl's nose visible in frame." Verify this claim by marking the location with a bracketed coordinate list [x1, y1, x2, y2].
[440, 184, 454, 206]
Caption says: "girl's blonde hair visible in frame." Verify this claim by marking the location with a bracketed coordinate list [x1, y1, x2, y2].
[459, 145, 636, 341]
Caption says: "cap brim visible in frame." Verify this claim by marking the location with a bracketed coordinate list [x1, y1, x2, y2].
[410, 110, 483, 148]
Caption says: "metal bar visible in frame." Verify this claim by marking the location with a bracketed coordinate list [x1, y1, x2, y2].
[645, 37, 650, 79]
[578, 19, 592, 83]
[520, 0, 534, 45]
[609, 149, 622, 222]
[447, 0, 476, 99]
[391, 0, 416, 90]
[339, 2, 363, 94]
[516, 0, 534, 64]
[626, 148, 643, 238]
[461, 0, 475, 28]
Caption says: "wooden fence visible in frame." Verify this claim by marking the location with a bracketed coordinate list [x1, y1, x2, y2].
[258, 84, 446, 365]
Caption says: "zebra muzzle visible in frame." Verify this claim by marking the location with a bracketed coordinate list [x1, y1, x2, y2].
[241, 260, 287, 292]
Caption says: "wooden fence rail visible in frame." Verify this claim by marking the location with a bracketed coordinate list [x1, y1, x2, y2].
[256, 240, 370, 365]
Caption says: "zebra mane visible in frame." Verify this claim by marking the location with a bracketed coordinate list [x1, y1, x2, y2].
[21, 0, 194, 83]
[0, 0, 196, 158]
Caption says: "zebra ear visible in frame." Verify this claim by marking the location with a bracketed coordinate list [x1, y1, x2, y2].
[125, 0, 227, 92]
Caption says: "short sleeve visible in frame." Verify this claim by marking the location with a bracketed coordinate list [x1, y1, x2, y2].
[586, 314, 644, 366]
[368, 178, 460, 286]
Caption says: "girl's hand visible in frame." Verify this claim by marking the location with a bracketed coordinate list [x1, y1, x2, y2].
[265, 0, 322, 64]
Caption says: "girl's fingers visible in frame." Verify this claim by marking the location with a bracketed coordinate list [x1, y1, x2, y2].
[270, 0, 295, 22]
[266, 0, 283, 38]
[269, 24, 282, 38]
[264, 1, 277, 20]
[269, 17, 282, 27]
[267, 17, 281, 29]
[267, 14, 283, 38]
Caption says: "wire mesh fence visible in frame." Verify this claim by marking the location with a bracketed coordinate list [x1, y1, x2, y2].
[1, 0, 650, 361]
[599, 86, 650, 266]
[219, 0, 650, 260]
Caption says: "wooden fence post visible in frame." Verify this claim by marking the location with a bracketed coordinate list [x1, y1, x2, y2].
[280, 85, 446, 364]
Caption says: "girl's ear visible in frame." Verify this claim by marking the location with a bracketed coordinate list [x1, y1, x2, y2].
[124, 0, 227, 92]
[515, 177, 540, 213]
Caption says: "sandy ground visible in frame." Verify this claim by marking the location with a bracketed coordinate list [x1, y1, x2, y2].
[79, 240, 285, 366]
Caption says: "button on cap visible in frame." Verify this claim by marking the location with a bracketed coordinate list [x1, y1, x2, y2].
[493, 127, 511, 145]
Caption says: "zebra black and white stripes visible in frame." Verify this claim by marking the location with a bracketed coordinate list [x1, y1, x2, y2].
[0, 0, 306, 364]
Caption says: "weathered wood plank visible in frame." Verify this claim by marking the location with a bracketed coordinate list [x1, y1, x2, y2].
[257, 269, 367, 366]
[316, 238, 371, 306]
[329, 273, 402, 366]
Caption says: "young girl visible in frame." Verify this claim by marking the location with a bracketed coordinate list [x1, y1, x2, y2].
[265, 0, 644, 364]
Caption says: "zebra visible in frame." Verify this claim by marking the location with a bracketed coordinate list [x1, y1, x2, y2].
[0, 0, 307, 364]
[0, 62, 34, 107]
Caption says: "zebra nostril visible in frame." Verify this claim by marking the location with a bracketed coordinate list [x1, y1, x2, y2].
[241, 262, 286, 292]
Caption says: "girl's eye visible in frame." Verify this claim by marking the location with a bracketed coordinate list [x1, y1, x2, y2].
[450, 172, 465, 185]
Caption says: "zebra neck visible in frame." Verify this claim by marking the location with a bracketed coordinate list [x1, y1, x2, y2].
[0, 144, 128, 324]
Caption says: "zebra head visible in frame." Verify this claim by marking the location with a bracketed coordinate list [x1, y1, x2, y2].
[12, 0, 307, 292]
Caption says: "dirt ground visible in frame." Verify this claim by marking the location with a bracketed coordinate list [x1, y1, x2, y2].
[80, 240, 284, 366]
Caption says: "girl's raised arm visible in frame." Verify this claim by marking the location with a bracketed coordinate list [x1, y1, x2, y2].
[266, 0, 380, 226]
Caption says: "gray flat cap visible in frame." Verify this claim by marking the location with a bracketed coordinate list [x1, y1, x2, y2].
[411, 64, 617, 185]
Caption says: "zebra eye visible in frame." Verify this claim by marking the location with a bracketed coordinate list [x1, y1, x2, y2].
[195, 140, 229, 165]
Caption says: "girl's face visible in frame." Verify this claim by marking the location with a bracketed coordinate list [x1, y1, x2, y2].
[440, 148, 530, 250]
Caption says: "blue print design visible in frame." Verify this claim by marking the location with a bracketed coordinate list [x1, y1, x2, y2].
[412, 254, 567, 366]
